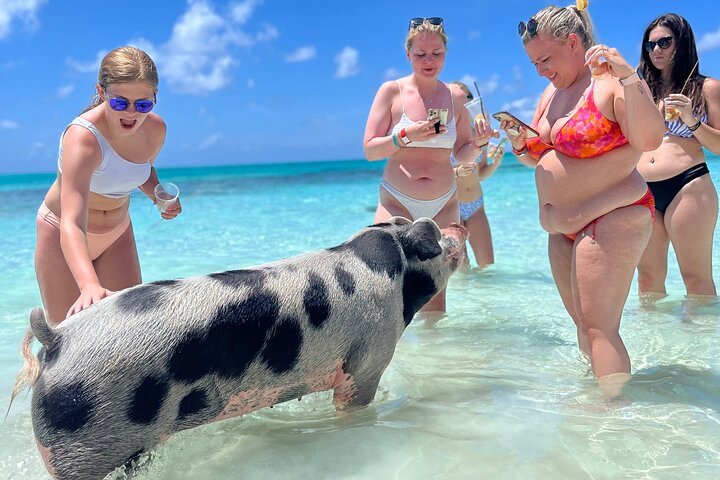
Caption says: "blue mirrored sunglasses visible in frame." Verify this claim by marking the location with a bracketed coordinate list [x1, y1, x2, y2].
[104, 93, 156, 113]
[409, 17, 443, 30]
[518, 17, 538, 37]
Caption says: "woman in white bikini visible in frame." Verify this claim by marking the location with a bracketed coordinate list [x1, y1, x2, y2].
[363, 17, 494, 312]
[35, 46, 181, 324]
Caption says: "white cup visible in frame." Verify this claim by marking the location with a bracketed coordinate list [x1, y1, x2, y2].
[154, 182, 179, 213]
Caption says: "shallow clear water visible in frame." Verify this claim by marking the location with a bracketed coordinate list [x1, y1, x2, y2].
[1, 158, 719, 479]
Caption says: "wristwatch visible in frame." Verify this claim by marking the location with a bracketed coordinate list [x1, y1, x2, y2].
[619, 68, 644, 87]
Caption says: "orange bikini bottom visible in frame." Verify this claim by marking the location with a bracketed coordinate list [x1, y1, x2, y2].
[564, 188, 655, 242]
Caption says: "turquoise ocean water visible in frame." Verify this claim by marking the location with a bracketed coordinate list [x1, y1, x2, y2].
[1, 155, 719, 479]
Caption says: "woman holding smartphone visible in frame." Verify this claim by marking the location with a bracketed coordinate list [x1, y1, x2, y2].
[450, 80, 505, 268]
[636, 13, 719, 300]
[363, 18, 494, 313]
[502, 5, 664, 396]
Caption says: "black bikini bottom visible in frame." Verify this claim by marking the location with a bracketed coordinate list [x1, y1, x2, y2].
[646, 163, 710, 213]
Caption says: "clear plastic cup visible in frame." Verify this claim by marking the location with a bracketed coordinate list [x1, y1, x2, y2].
[464, 97, 486, 130]
[585, 45, 608, 79]
[664, 102, 681, 121]
[154, 182, 179, 213]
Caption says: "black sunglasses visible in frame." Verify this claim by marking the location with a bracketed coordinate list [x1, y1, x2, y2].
[644, 35, 673, 53]
[518, 17, 538, 37]
[409, 17, 443, 30]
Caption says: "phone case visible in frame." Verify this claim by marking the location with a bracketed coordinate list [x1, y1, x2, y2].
[491, 111, 539, 138]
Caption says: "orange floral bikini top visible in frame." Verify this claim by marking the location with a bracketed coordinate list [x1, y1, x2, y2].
[526, 80, 628, 159]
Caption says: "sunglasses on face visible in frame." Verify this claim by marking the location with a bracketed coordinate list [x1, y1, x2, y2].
[518, 17, 538, 37]
[644, 35, 673, 53]
[103, 92, 156, 113]
[409, 17, 443, 30]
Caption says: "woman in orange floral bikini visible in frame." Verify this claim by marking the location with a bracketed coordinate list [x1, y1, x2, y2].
[499, 5, 664, 396]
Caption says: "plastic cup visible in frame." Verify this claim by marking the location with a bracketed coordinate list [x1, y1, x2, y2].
[664, 102, 680, 121]
[585, 45, 608, 79]
[464, 97, 486, 130]
[154, 182, 179, 213]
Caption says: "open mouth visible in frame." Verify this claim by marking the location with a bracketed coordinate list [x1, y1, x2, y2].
[120, 119, 137, 130]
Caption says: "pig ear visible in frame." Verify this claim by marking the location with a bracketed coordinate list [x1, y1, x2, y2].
[403, 219, 442, 261]
[387, 216, 412, 226]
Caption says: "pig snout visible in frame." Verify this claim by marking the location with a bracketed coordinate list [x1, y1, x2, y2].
[441, 224, 469, 244]
[440, 224, 468, 261]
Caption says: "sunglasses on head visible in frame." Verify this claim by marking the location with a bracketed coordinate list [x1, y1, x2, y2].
[409, 17, 443, 30]
[103, 91, 156, 114]
[644, 35, 673, 53]
[518, 17, 538, 37]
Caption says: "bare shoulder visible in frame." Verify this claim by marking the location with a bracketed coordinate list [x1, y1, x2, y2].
[142, 113, 167, 147]
[702, 77, 720, 100]
[62, 124, 102, 157]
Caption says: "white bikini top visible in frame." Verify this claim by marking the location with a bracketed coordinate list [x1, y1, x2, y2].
[390, 81, 457, 149]
[57, 117, 151, 199]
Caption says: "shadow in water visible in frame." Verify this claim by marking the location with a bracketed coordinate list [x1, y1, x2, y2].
[624, 364, 720, 412]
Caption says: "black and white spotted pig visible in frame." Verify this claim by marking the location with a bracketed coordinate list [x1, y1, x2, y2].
[11, 216, 467, 479]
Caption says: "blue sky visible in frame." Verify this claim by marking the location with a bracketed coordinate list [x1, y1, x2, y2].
[1, 0, 719, 174]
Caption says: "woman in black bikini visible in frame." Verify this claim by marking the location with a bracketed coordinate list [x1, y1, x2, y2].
[637, 13, 719, 299]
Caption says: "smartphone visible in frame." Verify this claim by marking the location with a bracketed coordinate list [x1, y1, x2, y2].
[428, 108, 449, 133]
[491, 111, 539, 138]
[489, 138, 508, 164]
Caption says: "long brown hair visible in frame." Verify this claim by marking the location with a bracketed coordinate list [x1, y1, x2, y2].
[639, 13, 705, 115]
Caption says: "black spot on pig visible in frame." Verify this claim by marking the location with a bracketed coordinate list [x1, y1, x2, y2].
[168, 293, 280, 382]
[116, 283, 167, 313]
[208, 269, 266, 289]
[402, 270, 437, 325]
[39, 381, 94, 433]
[331, 230, 403, 278]
[334, 266, 356, 296]
[128, 375, 170, 425]
[304, 273, 331, 328]
[152, 279, 179, 287]
[177, 389, 208, 421]
[261, 318, 303, 373]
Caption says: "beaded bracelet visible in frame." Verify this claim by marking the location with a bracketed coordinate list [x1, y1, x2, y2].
[688, 120, 702, 132]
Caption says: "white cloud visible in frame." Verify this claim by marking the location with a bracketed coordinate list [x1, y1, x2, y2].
[72, 0, 277, 95]
[28, 141, 51, 162]
[67, 50, 108, 74]
[335, 46, 359, 79]
[0, 0, 47, 39]
[285, 46, 317, 63]
[697, 27, 720, 53]
[57, 84, 74, 98]
[1, 119, 19, 129]
[467, 30, 481, 40]
[383, 68, 402, 80]
[198, 132, 222, 150]
[501, 95, 541, 123]
[457, 74, 499, 97]
[247, 78, 255, 88]
[230, 0, 261, 24]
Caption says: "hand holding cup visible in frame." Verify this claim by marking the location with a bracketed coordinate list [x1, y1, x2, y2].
[664, 93, 694, 123]
[154, 182, 182, 219]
